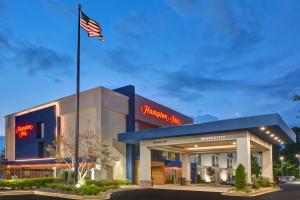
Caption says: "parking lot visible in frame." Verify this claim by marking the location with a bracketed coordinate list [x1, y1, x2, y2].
[0, 182, 299, 200]
[110, 182, 300, 200]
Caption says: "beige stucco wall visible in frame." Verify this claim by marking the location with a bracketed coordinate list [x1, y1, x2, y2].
[5, 86, 129, 180]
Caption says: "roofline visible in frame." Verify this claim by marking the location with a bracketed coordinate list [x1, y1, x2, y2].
[118, 113, 296, 144]
[4, 85, 128, 117]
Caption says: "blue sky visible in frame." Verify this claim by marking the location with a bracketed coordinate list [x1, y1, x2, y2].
[0, 0, 300, 135]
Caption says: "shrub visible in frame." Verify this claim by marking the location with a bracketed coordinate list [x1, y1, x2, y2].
[235, 164, 247, 190]
[45, 183, 114, 196]
[85, 179, 131, 187]
[252, 178, 260, 189]
[259, 177, 271, 187]
[0, 178, 63, 189]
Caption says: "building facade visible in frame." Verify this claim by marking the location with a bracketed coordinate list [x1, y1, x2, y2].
[4, 85, 296, 186]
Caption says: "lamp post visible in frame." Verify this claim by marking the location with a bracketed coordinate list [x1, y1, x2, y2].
[280, 156, 284, 177]
[296, 154, 300, 179]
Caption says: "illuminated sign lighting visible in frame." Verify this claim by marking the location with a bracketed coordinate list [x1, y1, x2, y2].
[140, 105, 181, 125]
[15, 124, 34, 138]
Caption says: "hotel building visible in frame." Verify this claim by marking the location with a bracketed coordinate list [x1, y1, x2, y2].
[4, 85, 296, 186]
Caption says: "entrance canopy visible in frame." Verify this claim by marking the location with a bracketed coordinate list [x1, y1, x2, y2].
[118, 114, 296, 145]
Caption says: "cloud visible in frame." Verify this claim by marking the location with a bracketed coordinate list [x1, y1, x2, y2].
[0, 29, 72, 81]
[158, 65, 300, 103]
[15, 45, 71, 76]
[164, 0, 200, 18]
[194, 114, 218, 123]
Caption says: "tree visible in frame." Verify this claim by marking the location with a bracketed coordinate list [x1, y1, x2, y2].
[235, 164, 246, 190]
[293, 94, 300, 119]
[206, 167, 215, 183]
[47, 128, 118, 184]
[251, 155, 261, 178]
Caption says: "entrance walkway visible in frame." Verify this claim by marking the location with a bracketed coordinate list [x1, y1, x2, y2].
[153, 184, 231, 193]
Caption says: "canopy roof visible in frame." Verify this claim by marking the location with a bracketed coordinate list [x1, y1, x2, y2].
[118, 114, 296, 145]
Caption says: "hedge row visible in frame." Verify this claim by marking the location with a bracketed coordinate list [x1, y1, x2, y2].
[252, 177, 272, 189]
[0, 178, 63, 189]
[45, 183, 117, 196]
[85, 179, 131, 187]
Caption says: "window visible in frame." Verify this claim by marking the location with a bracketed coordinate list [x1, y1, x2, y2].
[212, 155, 219, 167]
[36, 122, 45, 139]
[197, 154, 201, 165]
[227, 158, 233, 168]
[57, 117, 61, 138]
[168, 152, 176, 161]
[38, 141, 45, 158]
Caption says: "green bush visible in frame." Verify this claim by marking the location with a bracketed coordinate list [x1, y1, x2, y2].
[85, 179, 131, 187]
[252, 178, 260, 189]
[252, 176, 271, 189]
[235, 164, 247, 190]
[259, 177, 271, 187]
[45, 183, 114, 196]
[0, 178, 63, 189]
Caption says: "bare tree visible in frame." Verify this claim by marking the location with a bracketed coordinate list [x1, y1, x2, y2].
[47, 127, 119, 183]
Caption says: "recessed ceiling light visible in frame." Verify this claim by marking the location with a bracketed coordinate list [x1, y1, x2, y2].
[270, 134, 274, 137]
[194, 145, 198, 148]
[278, 139, 281, 142]
[280, 142, 284, 144]
[266, 131, 270, 134]
[274, 137, 278, 140]
[233, 142, 236, 145]
[260, 127, 266, 131]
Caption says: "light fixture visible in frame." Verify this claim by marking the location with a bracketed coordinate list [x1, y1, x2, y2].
[260, 127, 266, 131]
[280, 156, 284, 161]
[194, 144, 198, 148]
[280, 141, 284, 144]
[186, 145, 236, 151]
[274, 137, 278, 140]
[266, 131, 270, 134]
[278, 139, 281, 142]
[233, 142, 236, 145]
[270, 134, 274, 137]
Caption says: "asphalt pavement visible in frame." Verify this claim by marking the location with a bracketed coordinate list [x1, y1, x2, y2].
[0, 183, 299, 200]
[110, 182, 300, 200]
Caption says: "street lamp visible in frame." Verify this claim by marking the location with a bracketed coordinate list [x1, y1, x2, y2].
[296, 154, 300, 179]
[280, 156, 284, 177]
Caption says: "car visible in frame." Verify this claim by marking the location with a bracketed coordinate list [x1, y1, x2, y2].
[221, 179, 235, 186]
[285, 176, 295, 182]
[276, 176, 287, 183]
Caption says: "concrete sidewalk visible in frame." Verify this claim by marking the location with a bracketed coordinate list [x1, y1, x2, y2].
[153, 184, 231, 193]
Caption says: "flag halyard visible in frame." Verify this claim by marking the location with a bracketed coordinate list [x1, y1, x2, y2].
[80, 11, 103, 41]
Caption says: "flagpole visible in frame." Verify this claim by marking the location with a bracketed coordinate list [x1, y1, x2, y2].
[74, 4, 81, 185]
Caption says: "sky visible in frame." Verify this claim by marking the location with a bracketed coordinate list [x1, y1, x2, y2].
[0, 0, 300, 135]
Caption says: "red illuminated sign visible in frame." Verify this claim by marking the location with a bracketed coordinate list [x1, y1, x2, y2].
[140, 105, 181, 125]
[16, 124, 34, 138]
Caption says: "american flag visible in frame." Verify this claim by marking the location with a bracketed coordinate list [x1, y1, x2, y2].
[80, 11, 103, 41]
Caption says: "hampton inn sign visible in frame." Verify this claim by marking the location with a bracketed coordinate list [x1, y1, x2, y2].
[15, 124, 34, 139]
[140, 105, 182, 125]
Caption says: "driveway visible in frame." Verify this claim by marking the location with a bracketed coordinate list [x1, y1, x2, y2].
[111, 182, 300, 200]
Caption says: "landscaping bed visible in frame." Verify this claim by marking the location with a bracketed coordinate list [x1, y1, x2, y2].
[0, 178, 132, 196]
[224, 186, 280, 196]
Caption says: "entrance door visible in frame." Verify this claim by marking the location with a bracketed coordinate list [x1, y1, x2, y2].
[170, 170, 176, 184]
